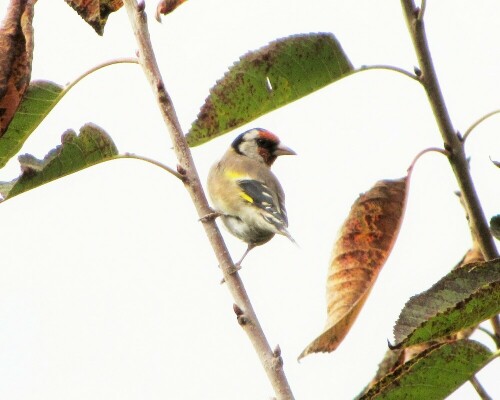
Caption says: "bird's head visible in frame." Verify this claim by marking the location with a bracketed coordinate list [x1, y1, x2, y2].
[231, 128, 296, 166]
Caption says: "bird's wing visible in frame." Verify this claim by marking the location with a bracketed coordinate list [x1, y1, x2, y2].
[238, 179, 288, 229]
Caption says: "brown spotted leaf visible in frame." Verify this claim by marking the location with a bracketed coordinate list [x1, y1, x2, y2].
[186, 33, 353, 146]
[299, 177, 408, 359]
[0, 80, 64, 168]
[64, 0, 123, 35]
[0, 0, 35, 136]
[358, 340, 494, 400]
[393, 259, 500, 348]
[0, 123, 118, 201]
[365, 249, 483, 394]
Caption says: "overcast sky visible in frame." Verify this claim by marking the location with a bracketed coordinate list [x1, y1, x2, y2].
[0, 1, 499, 399]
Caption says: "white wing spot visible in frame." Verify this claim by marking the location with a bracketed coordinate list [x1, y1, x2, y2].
[266, 76, 273, 92]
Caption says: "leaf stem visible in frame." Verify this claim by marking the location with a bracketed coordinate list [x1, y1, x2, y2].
[118, 153, 182, 179]
[462, 109, 500, 142]
[121, 1, 295, 398]
[469, 376, 493, 400]
[400, 0, 499, 338]
[477, 326, 500, 348]
[65, 57, 139, 93]
[358, 65, 419, 82]
[407, 146, 448, 173]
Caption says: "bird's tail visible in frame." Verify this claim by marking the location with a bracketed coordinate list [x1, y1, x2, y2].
[281, 227, 298, 247]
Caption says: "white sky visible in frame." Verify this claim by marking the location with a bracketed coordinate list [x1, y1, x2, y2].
[0, 1, 499, 399]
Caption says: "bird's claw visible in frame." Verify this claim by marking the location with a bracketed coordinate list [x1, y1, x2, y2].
[219, 263, 242, 284]
[228, 263, 242, 275]
[199, 210, 221, 223]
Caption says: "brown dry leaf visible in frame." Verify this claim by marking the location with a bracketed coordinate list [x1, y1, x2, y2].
[363, 192, 484, 393]
[156, 0, 188, 21]
[0, 0, 36, 137]
[64, 0, 123, 35]
[299, 177, 408, 359]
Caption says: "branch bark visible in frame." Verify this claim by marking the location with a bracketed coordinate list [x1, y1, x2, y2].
[122, 1, 295, 398]
[400, 0, 499, 337]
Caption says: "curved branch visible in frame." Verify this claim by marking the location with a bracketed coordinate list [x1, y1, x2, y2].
[122, 1, 295, 399]
[463, 109, 500, 142]
[400, 0, 499, 338]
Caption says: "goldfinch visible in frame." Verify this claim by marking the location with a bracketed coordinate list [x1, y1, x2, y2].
[207, 128, 296, 266]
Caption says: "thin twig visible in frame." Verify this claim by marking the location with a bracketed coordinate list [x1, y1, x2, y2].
[469, 376, 493, 400]
[121, 1, 295, 399]
[358, 65, 419, 81]
[463, 109, 500, 142]
[400, 0, 500, 338]
[118, 153, 182, 179]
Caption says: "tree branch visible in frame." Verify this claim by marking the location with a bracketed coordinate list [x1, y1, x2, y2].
[400, 0, 499, 338]
[121, 1, 295, 398]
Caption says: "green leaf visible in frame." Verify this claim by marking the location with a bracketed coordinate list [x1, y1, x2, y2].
[0, 123, 118, 201]
[0, 80, 64, 168]
[359, 340, 494, 400]
[186, 33, 353, 146]
[393, 259, 500, 348]
[490, 215, 500, 240]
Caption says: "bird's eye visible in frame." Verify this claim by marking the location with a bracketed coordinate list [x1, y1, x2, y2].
[256, 138, 268, 147]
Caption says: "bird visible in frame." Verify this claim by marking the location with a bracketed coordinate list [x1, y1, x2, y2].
[207, 128, 296, 267]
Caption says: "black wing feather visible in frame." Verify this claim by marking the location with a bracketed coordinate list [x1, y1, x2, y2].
[238, 179, 288, 227]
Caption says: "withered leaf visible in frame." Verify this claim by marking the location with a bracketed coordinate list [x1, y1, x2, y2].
[0, 0, 36, 137]
[299, 177, 408, 359]
[156, 0, 188, 20]
[64, 0, 123, 35]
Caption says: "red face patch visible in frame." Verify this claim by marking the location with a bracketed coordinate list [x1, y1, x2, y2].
[258, 146, 277, 166]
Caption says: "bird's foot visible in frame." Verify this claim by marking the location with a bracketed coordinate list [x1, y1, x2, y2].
[219, 263, 242, 284]
[199, 210, 221, 223]
[228, 263, 242, 275]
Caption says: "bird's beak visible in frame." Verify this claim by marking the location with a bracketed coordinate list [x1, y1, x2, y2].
[274, 143, 296, 156]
